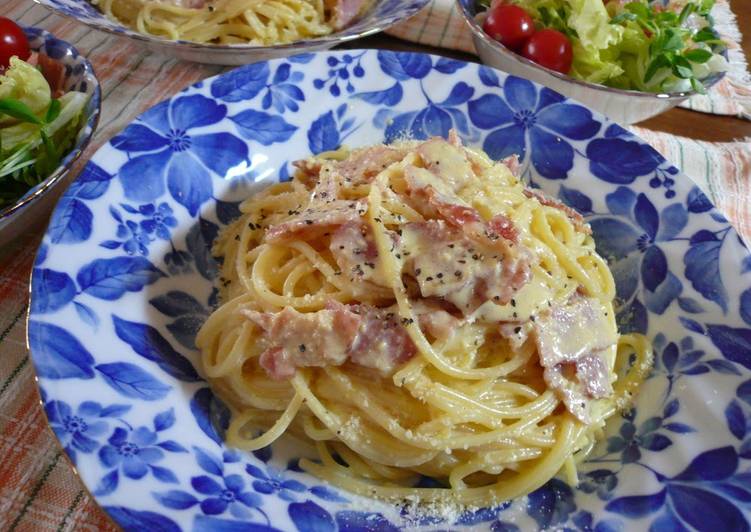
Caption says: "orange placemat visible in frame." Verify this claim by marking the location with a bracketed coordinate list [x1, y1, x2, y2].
[0, 234, 117, 531]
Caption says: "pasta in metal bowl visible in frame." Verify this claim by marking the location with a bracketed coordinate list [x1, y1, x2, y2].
[91, 0, 375, 44]
[197, 131, 653, 507]
[35, 0, 429, 64]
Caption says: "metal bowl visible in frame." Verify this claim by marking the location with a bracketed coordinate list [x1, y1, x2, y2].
[0, 26, 101, 248]
[455, 0, 725, 124]
[34, 0, 431, 65]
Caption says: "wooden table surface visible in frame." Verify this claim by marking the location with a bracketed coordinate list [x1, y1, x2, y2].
[347, 0, 751, 143]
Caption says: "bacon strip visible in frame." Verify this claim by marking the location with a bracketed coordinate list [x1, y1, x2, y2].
[347, 305, 416, 373]
[294, 145, 406, 188]
[533, 296, 617, 423]
[415, 302, 461, 340]
[334, 145, 407, 185]
[329, 221, 388, 288]
[403, 165, 520, 245]
[264, 200, 366, 243]
[403, 220, 531, 313]
[244, 301, 418, 379]
[245, 302, 360, 380]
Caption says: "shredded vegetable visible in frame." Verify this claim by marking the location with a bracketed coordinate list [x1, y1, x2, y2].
[0, 55, 87, 209]
[477, 0, 727, 93]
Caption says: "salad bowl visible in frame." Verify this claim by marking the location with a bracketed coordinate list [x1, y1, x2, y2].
[456, 0, 726, 124]
[0, 26, 100, 248]
[28, 50, 751, 531]
[33, 0, 430, 65]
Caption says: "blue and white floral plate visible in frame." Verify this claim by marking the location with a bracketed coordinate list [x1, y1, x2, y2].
[28, 50, 751, 532]
[33, 0, 429, 65]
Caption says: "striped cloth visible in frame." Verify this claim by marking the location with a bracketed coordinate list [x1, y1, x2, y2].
[631, 128, 751, 235]
[0, 1, 749, 530]
[0, 235, 118, 532]
[385, 0, 751, 118]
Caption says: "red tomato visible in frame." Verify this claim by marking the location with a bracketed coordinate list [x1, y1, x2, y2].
[0, 17, 30, 69]
[483, 4, 535, 51]
[521, 29, 573, 74]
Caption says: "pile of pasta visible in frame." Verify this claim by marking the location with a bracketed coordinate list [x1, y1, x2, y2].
[197, 132, 652, 507]
[93, 0, 366, 45]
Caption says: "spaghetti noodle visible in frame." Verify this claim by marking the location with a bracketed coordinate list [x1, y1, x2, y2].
[92, 0, 371, 45]
[196, 131, 653, 507]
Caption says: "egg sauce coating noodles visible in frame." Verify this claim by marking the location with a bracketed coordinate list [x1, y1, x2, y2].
[91, 0, 369, 45]
[196, 131, 653, 507]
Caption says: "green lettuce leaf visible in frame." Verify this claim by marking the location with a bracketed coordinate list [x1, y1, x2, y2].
[0, 57, 51, 126]
[566, 0, 622, 50]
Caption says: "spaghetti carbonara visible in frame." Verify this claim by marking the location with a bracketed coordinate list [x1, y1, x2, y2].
[196, 131, 653, 507]
[92, 0, 372, 44]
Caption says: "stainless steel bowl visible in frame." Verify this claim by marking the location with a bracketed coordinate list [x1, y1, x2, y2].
[455, 0, 725, 124]
[0, 26, 101, 247]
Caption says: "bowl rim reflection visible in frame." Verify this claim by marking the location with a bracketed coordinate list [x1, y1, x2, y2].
[32, 0, 430, 53]
[0, 26, 101, 223]
[455, 0, 726, 101]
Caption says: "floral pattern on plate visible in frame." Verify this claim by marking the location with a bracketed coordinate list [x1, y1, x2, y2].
[29, 50, 751, 531]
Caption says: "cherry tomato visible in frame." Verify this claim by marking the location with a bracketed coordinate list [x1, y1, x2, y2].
[521, 29, 573, 74]
[483, 4, 535, 51]
[0, 17, 30, 69]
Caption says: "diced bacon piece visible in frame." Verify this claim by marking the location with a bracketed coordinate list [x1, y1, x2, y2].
[294, 146, 406, 188]
[402, 220, 531, 313]
[404, 166, 521, 250]
[292, 159, 324, 188]
[501, 155, 520, 176]
[334, 145, 407, 185]
[403, 161, 531, 312]
[245, 303, 361, 380]
[404, 163, 457, 198]
[533, 296, 617, 423]
[348, 306, 416, 373]
[486, 214, 520, 244]
[403, 221, 475, 300]
[543, 356, 612, 424]
[259, 347, 294, 380]
[576, 354, 612, 398]
[416, 137, 474, 190]
[542, 364, 591, 423]
[416, 305, 460, 340]
[475, 248, 532, 306]
[264, 200, 366, 243]
[245, 301, 417, 379]
[330, 222, 387, 287]
[311, 166, 339, 203]
[424, 187, 483, 227]
[535, 296, 616, 367]
[523, 189, 591, 235]
[37, 54, 66, 98]
[404, 166, 482, 227]
[328, 0, 369, 29]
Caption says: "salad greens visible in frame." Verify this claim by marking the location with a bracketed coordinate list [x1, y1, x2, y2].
[478, 0, 727, 93]
[1, 56, 88, 209]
